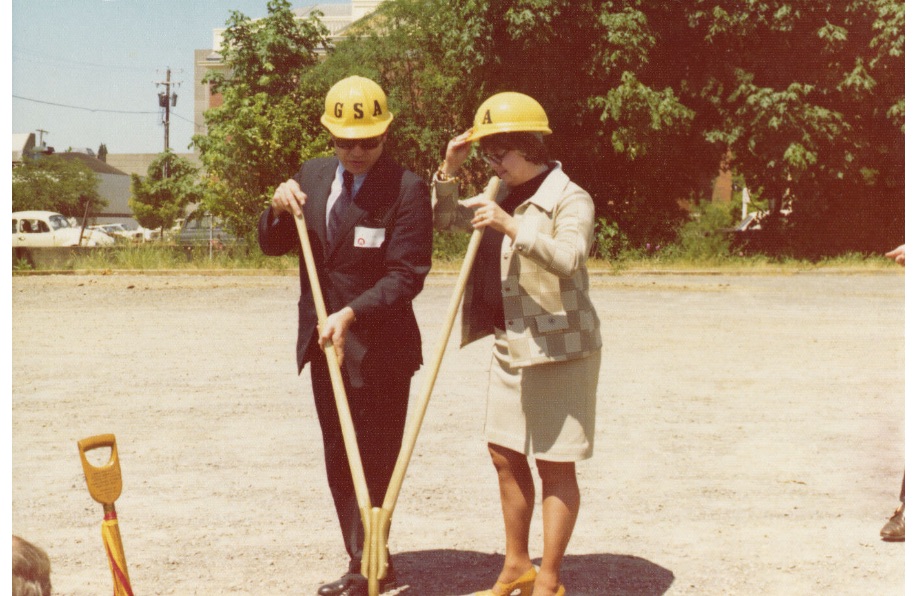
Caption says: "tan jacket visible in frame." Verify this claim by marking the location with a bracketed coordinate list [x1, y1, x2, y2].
[433, 163, 602, 367]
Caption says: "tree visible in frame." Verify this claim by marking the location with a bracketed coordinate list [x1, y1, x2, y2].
[317, 0, 904, 255]
[691, 0, 905, 255]
[192, 0, 332, 239]
[129, 151, 202, 237]
[12, 154, 105, 216]
[304, 0, 480, 181]
[319, 0, 714, 244]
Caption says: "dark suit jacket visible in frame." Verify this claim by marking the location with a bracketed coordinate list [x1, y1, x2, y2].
[258, 154, 432, 388]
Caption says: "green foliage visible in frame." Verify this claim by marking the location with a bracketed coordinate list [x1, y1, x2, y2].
[186, 0, 903, 258]
[13, 259, 33, 272]
[665, 201, 737, 262]
[129, 150, 202, 235]
[12, 155, 105, 216]
[35, 244, 301, 271]
[18, 243, 895, 273]
[694, 0, 904, 254]
[432, 230, 472, 262]
[591, 217, 630, 261]
[192, 0, 332, 239]
[302, 0, 488, 185]
[310, 0, 902, 256]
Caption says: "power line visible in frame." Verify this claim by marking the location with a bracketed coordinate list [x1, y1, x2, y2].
[170, 112, 197, 125]
[13, 94, 193, 121]
[13, 94, 204, 139]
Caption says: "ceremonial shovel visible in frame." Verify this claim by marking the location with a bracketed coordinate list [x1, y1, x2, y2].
[78, 433, 134, 596]
[294, 176, 500, 595]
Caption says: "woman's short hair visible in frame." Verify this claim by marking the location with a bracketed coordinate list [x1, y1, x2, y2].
[479, 132, 550, 165]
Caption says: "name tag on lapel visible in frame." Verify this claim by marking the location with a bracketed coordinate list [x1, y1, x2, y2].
[354, 226, 385, 248]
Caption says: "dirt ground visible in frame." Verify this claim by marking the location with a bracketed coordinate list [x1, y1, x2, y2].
[11, 271, 905, 595]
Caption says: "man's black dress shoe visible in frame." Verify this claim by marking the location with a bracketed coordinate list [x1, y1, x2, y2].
[317, 573, 364, 596]
[317, 567, 396, 596]
[881, 504, 905, 541]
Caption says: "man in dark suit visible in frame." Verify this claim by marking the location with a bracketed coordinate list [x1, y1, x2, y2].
[258, 76, 432, 596]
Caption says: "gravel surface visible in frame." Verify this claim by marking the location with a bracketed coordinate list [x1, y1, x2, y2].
[12, 271, 905, 595]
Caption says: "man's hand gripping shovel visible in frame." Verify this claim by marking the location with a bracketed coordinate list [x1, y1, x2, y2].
[294, 177, 500, 596]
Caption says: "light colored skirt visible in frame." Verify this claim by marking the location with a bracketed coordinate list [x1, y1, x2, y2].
[485, 329, 601, 462]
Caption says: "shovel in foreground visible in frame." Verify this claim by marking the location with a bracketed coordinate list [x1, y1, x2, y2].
[78, 433, 134, 596]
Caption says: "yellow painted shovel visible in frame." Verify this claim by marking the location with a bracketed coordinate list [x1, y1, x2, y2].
[77, 433, 134, 596]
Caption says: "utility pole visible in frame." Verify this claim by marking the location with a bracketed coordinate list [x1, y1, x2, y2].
[155, 68, 180, 177]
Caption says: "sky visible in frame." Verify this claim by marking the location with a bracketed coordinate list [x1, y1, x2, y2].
[11, 0, 350, 156]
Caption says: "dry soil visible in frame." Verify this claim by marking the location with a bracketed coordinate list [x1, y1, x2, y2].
[11, 271, 905, 595]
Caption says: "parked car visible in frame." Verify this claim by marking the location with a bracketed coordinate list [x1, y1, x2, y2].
[178, 215, 245, 247]
[89, 223, 129, 241]
[13, 211, 115, 247]
[89, 223, 155, 242]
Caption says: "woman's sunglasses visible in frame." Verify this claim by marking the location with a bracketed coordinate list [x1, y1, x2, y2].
[480, 149, 510, 166]
[332, 135, 384, 150]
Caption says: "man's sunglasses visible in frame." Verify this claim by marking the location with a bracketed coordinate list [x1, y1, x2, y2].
[332, 135, 384, 150]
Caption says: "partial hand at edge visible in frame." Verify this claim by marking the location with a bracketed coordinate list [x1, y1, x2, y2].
[885, 244, 905, 267]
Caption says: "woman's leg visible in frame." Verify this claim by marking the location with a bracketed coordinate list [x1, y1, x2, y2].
[533, 459, 580, 595]
[488, 443, 537, 584]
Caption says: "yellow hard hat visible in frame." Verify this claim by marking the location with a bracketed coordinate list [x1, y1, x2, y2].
[320, 76, 394, 139]
[466, 92, 552, 142]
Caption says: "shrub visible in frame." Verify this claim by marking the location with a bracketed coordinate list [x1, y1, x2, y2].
[665, 200, 736, 261]
[433, 230, 472, 262]
[592, 217, 630, 261]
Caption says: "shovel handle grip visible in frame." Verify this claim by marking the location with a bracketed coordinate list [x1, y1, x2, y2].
[78, 433, 117, 453]
[78, 433, 123, 506]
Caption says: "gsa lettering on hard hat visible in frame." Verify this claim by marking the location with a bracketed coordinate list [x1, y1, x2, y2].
[466, 92, 552, 142]
[321, 76, 394, 139]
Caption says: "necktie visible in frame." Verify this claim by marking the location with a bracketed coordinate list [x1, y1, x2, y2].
[328, 171, 354, 244]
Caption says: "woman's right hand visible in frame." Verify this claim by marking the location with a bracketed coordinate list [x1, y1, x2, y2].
[441, 129, 473, 177]
[271, 179, 308, 219]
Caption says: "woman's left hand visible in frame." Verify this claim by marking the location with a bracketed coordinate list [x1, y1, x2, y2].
[460, 197, 518, 240]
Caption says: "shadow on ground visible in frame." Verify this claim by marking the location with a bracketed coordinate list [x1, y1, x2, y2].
[388, 550, 674, 595]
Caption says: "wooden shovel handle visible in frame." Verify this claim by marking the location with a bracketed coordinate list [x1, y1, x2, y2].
[293, 214, 370, 511]
[382, 176, 502, 513]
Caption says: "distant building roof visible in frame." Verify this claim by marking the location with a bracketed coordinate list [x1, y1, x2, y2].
[292, 3, 369, 36]
[12, 133, 35, 162]
[106, 153, 201, 178]
[210, 2, 381, 50]
[293, 4, 352, 18]
[58, 152, 129, 176]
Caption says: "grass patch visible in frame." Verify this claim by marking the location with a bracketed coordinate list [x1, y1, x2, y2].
[13, 243, 897, 274]
[596, 251, 898, 273]
[17, 244, 299, 272]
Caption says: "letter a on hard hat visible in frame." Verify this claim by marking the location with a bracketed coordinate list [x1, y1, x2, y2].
[466, 92, 552, 142]
[321, 76, 394, 139]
